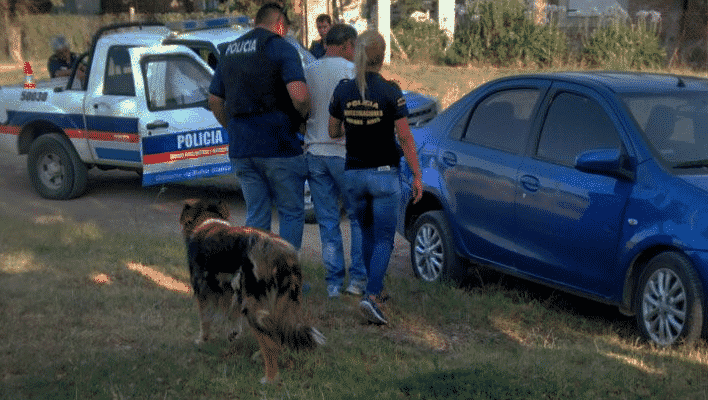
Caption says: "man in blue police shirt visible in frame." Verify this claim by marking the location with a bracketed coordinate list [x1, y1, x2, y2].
[208, 3, 310, 250]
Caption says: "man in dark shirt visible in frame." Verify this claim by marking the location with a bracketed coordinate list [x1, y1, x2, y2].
[308, 14, 331, 59]
[48, 36, 77, 79]
[208, 3, 310, 250]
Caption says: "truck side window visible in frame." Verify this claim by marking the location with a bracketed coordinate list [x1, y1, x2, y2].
[104, 46, 135, 96]
[142, 55, 211, 111]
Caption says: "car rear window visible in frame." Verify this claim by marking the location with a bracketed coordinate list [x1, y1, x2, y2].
[462, 89, 540, 154]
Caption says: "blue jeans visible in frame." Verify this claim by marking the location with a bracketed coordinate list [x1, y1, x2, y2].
[231, 156, 306, 249]
[344, 167, 401, 297]
[306, 154, 366, 289]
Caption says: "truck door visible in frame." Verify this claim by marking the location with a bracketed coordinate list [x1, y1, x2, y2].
[82, 45, 142, 169]
[129, 46, 230, 186]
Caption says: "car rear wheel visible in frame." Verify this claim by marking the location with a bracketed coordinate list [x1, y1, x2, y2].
[635, 252, 704, 346]
[27, 133, 88, 200]
[410, 211, 462, 283]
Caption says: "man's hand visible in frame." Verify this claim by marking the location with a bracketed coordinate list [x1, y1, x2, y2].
[286, 81, 310, 121]
[208, 94, 228, 128]
[410, 175, 423, 204]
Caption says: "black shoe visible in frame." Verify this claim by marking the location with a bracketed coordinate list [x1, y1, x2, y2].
[360, 297, 388, 325]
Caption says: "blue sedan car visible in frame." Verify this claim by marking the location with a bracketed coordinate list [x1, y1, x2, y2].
[397, 71, 708, 347]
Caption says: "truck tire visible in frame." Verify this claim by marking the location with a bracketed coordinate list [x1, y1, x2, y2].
[27, 133, 88, 200]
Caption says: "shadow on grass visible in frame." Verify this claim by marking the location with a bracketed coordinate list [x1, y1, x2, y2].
[338, 365, 558, 400]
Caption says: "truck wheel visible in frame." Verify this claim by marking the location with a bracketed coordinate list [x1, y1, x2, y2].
[635, 252, 704, 346]
[410, 211, 462, 283]
[27, 133, 88, 200]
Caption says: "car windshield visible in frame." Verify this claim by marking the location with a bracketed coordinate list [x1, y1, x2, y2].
[621, 92, 708, 167]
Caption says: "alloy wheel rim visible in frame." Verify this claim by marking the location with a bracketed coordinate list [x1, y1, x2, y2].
[641, 268, 687, 346]
[413, 222, 444, 281]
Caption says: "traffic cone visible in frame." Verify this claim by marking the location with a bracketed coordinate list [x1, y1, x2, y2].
[23, 61, 36, 89]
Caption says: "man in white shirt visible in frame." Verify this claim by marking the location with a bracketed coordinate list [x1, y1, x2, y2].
[304, 24, 365, 298]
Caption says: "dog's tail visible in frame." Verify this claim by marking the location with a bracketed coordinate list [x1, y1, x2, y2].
[282, 325, 327, 350]
[243, 294, 326, 351]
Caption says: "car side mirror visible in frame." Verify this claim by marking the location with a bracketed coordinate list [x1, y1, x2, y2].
[575, 149, 635, 181]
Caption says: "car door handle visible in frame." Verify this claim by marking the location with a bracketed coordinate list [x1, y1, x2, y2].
[146, 120, 169, 129]
[441, 151, 457, 167]
[520, 174, 540, 192]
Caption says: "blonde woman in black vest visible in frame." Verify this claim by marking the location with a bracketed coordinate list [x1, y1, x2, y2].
[329, 31, 422, 325]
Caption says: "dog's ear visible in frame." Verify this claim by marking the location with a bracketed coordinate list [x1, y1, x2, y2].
[179, 202, 194, 225]
[212, 200, 230, 220]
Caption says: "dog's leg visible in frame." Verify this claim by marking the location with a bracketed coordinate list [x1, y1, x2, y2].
[196, 298, 212, 344]
[253, 330, 281, 384]
[227, 315, 244, 341]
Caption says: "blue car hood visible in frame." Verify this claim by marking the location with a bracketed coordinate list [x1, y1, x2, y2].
[679, 174, 708, 193]
[403, 90, 434, 110]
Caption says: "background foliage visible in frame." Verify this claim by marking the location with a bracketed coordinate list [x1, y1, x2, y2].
[0, 0, 667, 71]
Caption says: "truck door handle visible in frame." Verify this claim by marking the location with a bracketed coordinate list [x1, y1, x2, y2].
[146, 120, 169, 129]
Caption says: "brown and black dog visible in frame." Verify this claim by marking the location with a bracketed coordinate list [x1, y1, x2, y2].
[179, 199, 325, 384]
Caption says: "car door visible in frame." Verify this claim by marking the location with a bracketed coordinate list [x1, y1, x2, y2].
[130, 46, 230, 186]
[515, 82, 633, 298]
[440, 79, 548, 267]
[82, 44, 142, 168]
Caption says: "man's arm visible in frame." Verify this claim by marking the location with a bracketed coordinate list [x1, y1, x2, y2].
[328, 116, 343, 139]
[208, 94, 229, 128]
[286, 80, 310, 121]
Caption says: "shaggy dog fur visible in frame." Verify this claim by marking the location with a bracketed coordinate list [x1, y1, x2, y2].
[180, 199, 325, 384]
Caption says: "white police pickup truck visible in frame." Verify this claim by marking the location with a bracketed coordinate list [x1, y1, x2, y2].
[162, 17, 439, 127]
[0, 18, 438, 201]
[0, 22, 231, 199]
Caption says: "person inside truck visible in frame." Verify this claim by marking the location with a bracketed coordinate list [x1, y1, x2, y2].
[48, 35, 86, 83]
[48, 36, 77, 78]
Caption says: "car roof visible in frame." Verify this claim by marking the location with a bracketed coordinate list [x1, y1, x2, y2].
[98, 25, 172, 47]
[163, 16, 252, 51]
[166, 26, 251, 49]
[502, 71, 708, 94]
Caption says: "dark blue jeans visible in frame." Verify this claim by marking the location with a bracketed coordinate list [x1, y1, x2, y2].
[231, 155, 306, 249]
[344, 167, 401, 297]
[307, 154, 366, 290]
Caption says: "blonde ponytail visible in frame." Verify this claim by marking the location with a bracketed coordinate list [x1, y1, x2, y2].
[353, 30, 386, 100]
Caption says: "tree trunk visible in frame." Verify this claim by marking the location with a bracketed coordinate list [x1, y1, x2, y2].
[1, 0, 23, 64]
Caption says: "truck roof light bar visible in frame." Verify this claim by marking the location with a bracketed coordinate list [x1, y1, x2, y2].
[165, 16, 251, 32]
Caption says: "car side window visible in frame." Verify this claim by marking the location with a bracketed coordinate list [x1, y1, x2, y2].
[462, 89, 540, 154]
[537, 92, 620, 167]
[104, 46, 135, 96]
[142, 55, 211, 111]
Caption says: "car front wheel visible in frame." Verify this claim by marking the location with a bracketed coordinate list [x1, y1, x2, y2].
[410, 210, 462, 283]
[27, 133, 88, 200]
[635, 252, 704, 346]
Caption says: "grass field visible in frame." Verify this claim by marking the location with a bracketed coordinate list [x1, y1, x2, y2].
[3, 61, 708, 398]
[2, 197, 708, 399]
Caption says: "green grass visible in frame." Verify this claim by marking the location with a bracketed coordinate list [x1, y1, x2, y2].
[2, 207, 708, 400]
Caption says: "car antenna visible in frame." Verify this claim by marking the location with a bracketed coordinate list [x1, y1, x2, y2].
[677, 76, 686, 87]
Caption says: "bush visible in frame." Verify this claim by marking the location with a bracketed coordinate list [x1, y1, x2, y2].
[580, 20, 666, 69]
[392, 18, 450, 63]
[446, 0, 567, 67]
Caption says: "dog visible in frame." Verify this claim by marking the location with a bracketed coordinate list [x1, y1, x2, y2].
[179, 199, 325, 384]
